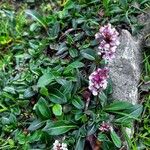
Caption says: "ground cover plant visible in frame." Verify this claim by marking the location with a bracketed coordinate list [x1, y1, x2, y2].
[131, 41, 150, 150]
[0, 0, 149, 149]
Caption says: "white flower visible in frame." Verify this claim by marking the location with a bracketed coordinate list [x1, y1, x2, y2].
[52, 140, 68, 150]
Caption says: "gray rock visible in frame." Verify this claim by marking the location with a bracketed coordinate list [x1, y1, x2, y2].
[107, 11, 150, 147]
[137, 10, 150, 47]
[108, 30, 142, 104]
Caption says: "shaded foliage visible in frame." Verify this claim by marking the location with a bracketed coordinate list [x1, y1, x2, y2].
[0, 0, 149, 149]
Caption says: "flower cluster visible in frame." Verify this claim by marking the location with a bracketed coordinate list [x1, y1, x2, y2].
[95, 23, 120, 62]
[99, 122, 110, 132]
[88, 24, 119, 95]
[53, 140, 68, 150]
[88, 68, 109, 96]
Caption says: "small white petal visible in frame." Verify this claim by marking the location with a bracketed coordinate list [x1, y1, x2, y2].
[110, 46, 117, 52]
[92, 90, 98, 96]
[62, 143, 67, 148]
[89, 75, 93, 80]
[97, 51, 102, 55]
[95, 84, 100, 89]
[102, 80, 108, 89]
[100, 27, 104, 32]
[116, 40, 120, 45]
[104, 44, 110, 49]
[95, 33, 101, 39]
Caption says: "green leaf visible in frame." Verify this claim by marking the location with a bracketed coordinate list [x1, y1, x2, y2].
[17, 132, 27, 145]
[1, 117, 10, 125]
[34, 97, 51, 119]
[80, 48, 96, 60]
[98, 91, 107, 107]
[115, 104, 143, 123]
[103, 0, 110, 8]
[98, 133, 108, 142]
[49, 22, 60, 40]
[105, 101, 133, 111]
[3, 86, 16, 94]
[37, 72, 54, 87]
[24, 87, 36, 98]
[75, 137, 85, 150]
[43, 121, 78, 135]
[60, 80, 73, 96]
[64, 61, 84, 74]
[62, 0, 74, 9]
[2, 92, 15, 101]
[25, 10, 47, 30]
[119, 0, 128, 8]
[72, 96, 85, 109]
[52, 104, 62, 116]
[0, 36, 12, 45]
[110, 130, 122, 148]
[28, 119, 45, 131]
[48, 89, 67, 104]
[9, 113, 17, 124]
[29, 131, 42, 143]
[105, 79, 113, 95]
[30, 22, 39, 32]
[87, 124, 97, 136]
[75, 111, 83, 121]
[62, 104, 72, 114]
[8, 139, 15, 148]
[69, 48, 78, 58]
[40, 87, 49, 96]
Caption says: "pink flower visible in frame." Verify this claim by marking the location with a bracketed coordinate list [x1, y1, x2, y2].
[99, 122, 110, 132]
[88, 68, 109, 96]
[95, 23, 119, 62]
[102, 50, 116, 62]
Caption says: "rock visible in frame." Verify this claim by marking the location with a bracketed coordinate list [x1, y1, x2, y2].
[107, 12, 150, 149]
[108, 30, 142, 104]
[137, 10, 150, 47]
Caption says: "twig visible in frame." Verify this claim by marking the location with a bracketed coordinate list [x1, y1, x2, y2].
[59, 28, 82, 41]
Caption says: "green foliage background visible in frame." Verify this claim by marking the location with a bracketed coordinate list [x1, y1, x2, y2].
[0, 0, 149, 149]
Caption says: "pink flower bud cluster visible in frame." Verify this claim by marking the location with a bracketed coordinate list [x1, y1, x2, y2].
[88, 68, 109, 96]
[99, 122, 110, 132]
[95, 23, 120, 62]
[88, 24, 119, 96]
[53, 140, 68, 150]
